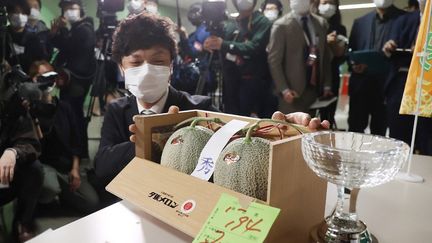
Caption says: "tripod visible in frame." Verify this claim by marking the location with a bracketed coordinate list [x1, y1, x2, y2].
[195, 49, 225, 112]
[85, 33, 111, 124]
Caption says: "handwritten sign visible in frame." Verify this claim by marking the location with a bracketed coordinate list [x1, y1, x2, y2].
[191, 120, 249, 181]
[193, 194, 280, 243]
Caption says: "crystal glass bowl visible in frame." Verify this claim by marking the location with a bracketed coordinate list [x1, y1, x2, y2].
[302, 131, 410, 188]
[302, 131, 410, 242]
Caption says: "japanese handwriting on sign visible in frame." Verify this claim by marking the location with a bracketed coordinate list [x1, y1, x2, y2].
[420, 33, 432, 71]
[193, 194, 280, 243]
[197, 157, 214, 175]
[200, 206, 264, 243]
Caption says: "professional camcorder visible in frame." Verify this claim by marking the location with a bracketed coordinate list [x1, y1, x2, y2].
[201, 0, 227, 36]
[0, 65, 58, 121]
[97, 0, 125, 37]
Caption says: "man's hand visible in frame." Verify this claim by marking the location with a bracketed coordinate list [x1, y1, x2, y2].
[0, 149, 17, 185]
[282, 89, 298, 104]
[327, 31, 337, 45]
[352, 64, 368, 74]
[383, 40, 397, 57]
[50, 17, 67, 35]
[69, 168, 81, 192]
[204, 36, 223, 52]
[129, 106, 180, 143]
[272, 111, 330, 131]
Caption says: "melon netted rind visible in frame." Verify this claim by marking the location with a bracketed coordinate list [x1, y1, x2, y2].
[214, 137, 271, 201]
[160, 126, 214, 174]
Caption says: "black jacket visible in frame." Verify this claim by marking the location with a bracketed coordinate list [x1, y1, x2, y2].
[0, 113, 40, 166]
[51, 17, 97, 78]
[94, 86, 217, 184]
[2, 26, 49, 73]
[39, 100, 81, 173]
[348, 6, 405, 95]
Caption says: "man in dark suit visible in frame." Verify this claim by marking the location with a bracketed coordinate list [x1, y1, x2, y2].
[382, 10, 420, 145]
[348, 0, 405, 135]
[92, 13, 217, 204]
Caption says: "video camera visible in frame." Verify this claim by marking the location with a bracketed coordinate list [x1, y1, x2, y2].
[202, 0, 227, 36]
[97, 0, 125, 38]
[0, 65, 58, 121]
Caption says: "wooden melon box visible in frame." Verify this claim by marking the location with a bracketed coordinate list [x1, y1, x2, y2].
[106, 110, 327, 242]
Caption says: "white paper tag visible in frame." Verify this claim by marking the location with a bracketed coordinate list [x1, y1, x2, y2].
[191, 119, 249, 181]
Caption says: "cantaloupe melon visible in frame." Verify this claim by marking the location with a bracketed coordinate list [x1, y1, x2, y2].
[214, 136, 270, 200]
[214, 119, 305, 200]
[160, 117, 221, 174]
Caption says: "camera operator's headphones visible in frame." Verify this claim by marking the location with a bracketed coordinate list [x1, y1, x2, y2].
[187, 2, 203, 27]
[59, 0, 85, 17]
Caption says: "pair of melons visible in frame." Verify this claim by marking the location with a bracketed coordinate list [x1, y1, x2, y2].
[160, 117, 303, 201]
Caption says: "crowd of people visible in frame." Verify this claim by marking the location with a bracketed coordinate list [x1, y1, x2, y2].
[0, 0, 431, 242]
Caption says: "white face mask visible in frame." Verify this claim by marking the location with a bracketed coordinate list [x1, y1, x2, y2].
[374, 0, 394, 8]
[10, 14, 28, 28]
[29, 8, 41, 21]
[128, 0, 144, 14]
[318, 4, 336, 19]
[146, 4, 158, 14]
[264, 9, 279, 21]
[290, 0, 310, 16]
[124, 63, 170, 103]
[236, 0, 255, 12]
[64, 9, 81, 23]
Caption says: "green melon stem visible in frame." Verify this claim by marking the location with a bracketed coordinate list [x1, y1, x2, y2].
[190, 117, 224, 128]
[245, 122, 260, 143]
[174, 117, 224, 130]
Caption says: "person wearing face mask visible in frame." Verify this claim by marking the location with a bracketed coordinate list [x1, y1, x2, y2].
[25, 0, 47, 33]
[267, 0, 333, 114]
[2, 0, 48, 73]
[146, 0, 159, 15]
[204, 0, 278, 118]
[381, 0, 431, 155]
[261, 0, 283, 22]
[50, 0, 97, 159]
[347, 0, 405, 136]
[92, 13, 218, 205]
[313, 0, 347, 128]
[27, 60, 100, 214]
[127, 0, 146, 16]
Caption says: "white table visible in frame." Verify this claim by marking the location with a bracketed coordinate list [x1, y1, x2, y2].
[325, 155, 432, 243]
[27, 201, 192, 243]
[28, 155, 431, 243]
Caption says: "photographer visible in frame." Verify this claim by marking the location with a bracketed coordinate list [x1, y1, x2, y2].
[28, 61, 99, 213]
[50, 0, 97, 158]
[2, 0, 49, 73]
[25, 0, 48, 33]
[0, 85, 43, 242]
[203, 0, 277, 117]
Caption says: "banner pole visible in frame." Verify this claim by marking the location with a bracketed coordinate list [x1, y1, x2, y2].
[396, 2, 431, 183]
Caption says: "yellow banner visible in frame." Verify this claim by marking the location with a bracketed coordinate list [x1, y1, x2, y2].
[400, 0, 432, 118]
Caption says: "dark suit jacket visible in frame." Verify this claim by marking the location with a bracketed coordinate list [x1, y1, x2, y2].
[385, 11, 420, 98]
[348, 6, 405, 96]
[94, 86, 217, 184]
